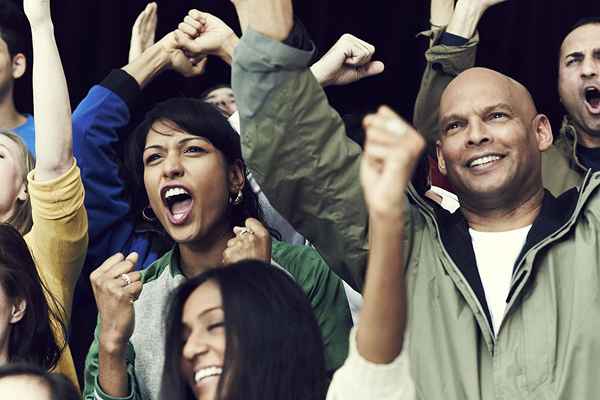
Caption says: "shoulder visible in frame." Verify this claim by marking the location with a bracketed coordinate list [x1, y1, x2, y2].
[141, 249, 174, 284]
[271, 240, 338, 285]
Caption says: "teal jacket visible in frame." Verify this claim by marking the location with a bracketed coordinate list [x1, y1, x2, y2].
[232, 28, 600, 399]
[83, 241, 352, 400]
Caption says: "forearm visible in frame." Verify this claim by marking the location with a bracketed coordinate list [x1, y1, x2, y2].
[217, 34, 240, 65]
[431, 0, 455, 28]
[122, 40, 170, 89]
[356, 215, 406, 364]
[30, 22, 73, 181]
[446, 0, 487, 39]
[98, 338, 130, 397]
[232, 0, 293, 40]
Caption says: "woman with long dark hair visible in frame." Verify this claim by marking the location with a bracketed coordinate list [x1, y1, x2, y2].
[0, 0, 88, 387]
[82, 98, 352, 400]
[156, 107, 420, 400]
[163, 262, 327, 400]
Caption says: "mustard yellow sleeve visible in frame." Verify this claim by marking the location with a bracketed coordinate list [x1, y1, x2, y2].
[24, 160, 89, 321]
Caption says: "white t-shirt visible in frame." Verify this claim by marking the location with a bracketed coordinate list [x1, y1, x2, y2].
[469, 225, 532, 335]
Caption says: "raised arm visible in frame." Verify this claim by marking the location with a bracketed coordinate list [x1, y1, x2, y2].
[24, 0, 72, 181]
[229, 0, 368, 289]
[413, 0, 508, 147]
[326, 109, 424, 399]
[357, 107, 424, 362]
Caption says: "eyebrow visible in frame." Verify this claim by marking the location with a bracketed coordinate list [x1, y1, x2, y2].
[565, 51, 584, 59]
[143, 137, 210, 152]
[440, 103, 514, 127]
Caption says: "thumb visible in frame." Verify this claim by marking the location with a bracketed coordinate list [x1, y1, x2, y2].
[357, 61, 384, 79]
[245, 218, 268, 236]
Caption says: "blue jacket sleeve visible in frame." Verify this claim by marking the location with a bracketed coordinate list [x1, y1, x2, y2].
[72, 69, 142, 269]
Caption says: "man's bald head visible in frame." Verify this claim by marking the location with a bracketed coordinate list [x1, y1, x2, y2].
[441, 68, 538, 126]
[436, 67, 553, 213]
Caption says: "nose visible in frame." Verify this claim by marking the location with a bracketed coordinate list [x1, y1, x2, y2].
[581, 56, 599, 79]
[182, 331, 209, 362]
[466, 118, 491, 147]
[162, 153, 184, 179]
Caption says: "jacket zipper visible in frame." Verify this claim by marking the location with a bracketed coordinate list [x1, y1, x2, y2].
[408, 187, 497, 350]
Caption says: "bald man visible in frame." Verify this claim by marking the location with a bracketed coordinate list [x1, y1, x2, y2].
[364, 68, 600, 398]
[229, 3, 600, 394]
[414, 15, 600, 197]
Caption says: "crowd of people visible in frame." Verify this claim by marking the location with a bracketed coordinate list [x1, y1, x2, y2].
[0, 0, 598, 398]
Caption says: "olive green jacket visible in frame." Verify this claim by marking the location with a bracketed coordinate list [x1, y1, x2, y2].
[413, 28, 584, 197]
[232, 28, 600, 399]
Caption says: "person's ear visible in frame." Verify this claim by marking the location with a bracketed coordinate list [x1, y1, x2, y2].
[16, 182, 28, 202]
[10, 298, 27, 324]
[228, 159, 245, 193]
[436, 140, 447, 176]
[11, 53, 26, 80]
[532, 114, 553, 152]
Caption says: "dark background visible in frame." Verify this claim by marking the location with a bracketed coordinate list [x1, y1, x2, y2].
[12, 0, 600, 131]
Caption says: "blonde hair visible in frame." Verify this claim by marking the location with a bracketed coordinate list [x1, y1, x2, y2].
[1, 131, 34, 235]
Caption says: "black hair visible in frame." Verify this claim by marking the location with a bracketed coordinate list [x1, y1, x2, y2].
[0, 1, 29, 57]
[0, 363, 79, 400]
[199, 84, 232, 101]
[126, 97, 278, 238]
[160, 261, 327, 400]
[0, 223, 67, 370]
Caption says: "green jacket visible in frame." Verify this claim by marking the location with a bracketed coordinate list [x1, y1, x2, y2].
[413, 28, 584, 197]
[232, 28, 600, 399]
[83, 241, 352, 400]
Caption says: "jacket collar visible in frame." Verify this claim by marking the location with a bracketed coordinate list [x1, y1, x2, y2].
[557, 116, 587, 172]
[427, 184, 583, 335]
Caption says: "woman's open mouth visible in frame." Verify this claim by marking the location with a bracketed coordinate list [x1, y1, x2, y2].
[162, 186, 194, 225]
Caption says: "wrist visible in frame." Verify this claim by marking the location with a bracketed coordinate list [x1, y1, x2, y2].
[310, 62, 328, 87]
[446, 0, 486, 39]
[99, 334, 129, 357]
[122, 40, 171, 89]
[217, 33, 240, 65]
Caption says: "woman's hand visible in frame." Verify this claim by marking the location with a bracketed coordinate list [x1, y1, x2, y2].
[223, 218, 272, 264]
[91, 252, 142, 352]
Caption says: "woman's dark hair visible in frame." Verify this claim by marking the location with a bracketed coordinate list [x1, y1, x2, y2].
[0, 224, 67, 370]
[160, 261, 327, 400]
[126, 98, 278, 237]
[0, 363, 79, 400]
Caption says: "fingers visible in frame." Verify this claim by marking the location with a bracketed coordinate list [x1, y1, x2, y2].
[340, 34, 375, 66]
[92, 252, 138, 279]
[358, 61, 385, 79]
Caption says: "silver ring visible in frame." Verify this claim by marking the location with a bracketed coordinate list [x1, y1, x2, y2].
[120, 273, 132, 286]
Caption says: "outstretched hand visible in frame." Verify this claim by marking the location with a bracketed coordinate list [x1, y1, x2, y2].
[129, 2, 158, 63]
[174, 9, 238, 65]
[23, 0, 51, 28]
[361, 107, 425, 220]
[311, 34, 384, 88]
